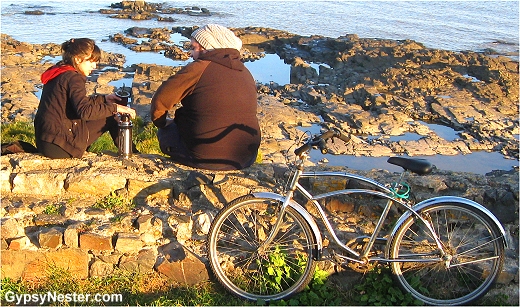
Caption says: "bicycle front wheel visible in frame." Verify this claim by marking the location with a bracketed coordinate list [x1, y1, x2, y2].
[207, 195, 317, 302]
[389, 202, 505, 305]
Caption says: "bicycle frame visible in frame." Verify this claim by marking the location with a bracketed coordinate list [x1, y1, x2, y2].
[256, 165, 449, 265]
[296, 170, 418, 262]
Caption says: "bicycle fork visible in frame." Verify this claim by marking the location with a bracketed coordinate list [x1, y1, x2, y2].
[256, 168, 302, 254]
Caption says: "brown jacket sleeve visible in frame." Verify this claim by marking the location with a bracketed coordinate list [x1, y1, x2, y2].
[150, 60, 210, 128]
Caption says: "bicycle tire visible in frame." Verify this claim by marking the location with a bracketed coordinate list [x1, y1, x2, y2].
[207, 194, 317, 302]
[388, 201, 505, 305]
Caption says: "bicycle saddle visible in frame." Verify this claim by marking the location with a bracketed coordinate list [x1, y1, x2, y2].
[387, 157, 433, 175]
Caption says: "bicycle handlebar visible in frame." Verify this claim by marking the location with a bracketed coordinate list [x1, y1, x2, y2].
[294, 129, 351, 157]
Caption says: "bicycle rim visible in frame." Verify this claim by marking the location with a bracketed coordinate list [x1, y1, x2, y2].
[389, 202, 505, 305]
[207, 195, 317, 302]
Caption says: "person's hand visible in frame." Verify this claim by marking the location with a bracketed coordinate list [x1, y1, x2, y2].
[116, 104, 137, 119]
[105, 93, 121, 104]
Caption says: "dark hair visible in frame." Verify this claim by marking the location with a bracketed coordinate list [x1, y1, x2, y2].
[61, 38, 101, 70]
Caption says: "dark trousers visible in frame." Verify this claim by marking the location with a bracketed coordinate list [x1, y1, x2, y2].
[157, 122, 257, 170]
[38, 116, 119, 159]
[157, 122, 194, 166]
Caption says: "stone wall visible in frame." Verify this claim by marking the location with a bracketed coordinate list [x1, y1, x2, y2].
[0, 152, 276, 285]
[1, 152, 518, 293]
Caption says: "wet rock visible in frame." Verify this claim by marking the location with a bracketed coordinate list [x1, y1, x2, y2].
[3, 31, 517, 161]
[163, 45, 190, 60]
[24, 10, 44, 15]
[157, 16, 176, 22]
[291, 57, 318, 84]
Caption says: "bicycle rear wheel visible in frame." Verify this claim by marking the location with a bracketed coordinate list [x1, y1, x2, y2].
[207, 195, 317, 302]
[388, 202, 505, 305]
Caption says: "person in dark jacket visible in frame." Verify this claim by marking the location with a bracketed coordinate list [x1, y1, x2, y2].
[34, 38, 136, 158]
[150, 24, 260, 170]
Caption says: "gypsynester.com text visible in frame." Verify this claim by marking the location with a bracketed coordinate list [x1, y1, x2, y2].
[3, 291, 123, 305]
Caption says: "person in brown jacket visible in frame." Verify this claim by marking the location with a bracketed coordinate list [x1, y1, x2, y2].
[150, 24, 261, 170]
[34, 38, 136, 158]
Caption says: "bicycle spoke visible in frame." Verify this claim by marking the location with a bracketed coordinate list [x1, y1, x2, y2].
[390, 203, 504, 305]
[208, 196, 316, 301]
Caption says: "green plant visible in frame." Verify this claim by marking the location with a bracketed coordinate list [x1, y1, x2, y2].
[354, 266, 422, 306]
[43, 264, 78, 293]
[0, 121, 36, 145]
[479, 292, 510, 306]
[1, 265, 244, 306]
[0, 277, 28, 301]
[109, 214, 124, 223]
[255, 149, 263, 164]
[93, 191, 134, 214]
[283, 266, 343, 306]
[252, 246, 305, 294]
[86, 117, 164, 156]
[132, 121, 162, 155]
[251, 246, 345, 306]
[147, 281, 245, 306]
[43, 202, 62, 215]
[0, 263, 504, 306]
[87, 131, 118, 154]
[1, 118, 163, 157]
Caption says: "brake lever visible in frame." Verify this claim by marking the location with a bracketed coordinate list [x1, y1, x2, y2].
[318, 139, 328, 154]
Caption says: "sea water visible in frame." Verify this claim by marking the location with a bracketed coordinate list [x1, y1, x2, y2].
[1, 0, 518, 53]
[1, 0, 518, 174]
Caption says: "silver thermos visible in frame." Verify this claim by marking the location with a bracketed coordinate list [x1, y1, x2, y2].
[118, 113, 133, 158]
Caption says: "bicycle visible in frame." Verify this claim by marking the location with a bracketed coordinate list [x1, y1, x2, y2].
[207, 128, 507, 305]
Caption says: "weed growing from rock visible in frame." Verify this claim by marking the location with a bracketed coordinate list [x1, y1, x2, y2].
[93, 191, 134, 214]
[42, 203, 62, 215]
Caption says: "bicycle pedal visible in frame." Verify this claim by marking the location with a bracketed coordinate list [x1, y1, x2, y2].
[326, 249, 346, 266]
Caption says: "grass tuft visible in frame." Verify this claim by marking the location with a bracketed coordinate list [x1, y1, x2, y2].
[1, 121, 36, 146]
[1, 118, 163, 156]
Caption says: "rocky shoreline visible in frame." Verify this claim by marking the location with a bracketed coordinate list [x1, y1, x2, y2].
[0, 2, 519, 303]
[1, 25, 519, 165]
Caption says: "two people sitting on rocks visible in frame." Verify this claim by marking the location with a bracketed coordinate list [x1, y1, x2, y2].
[34, 24, 260, 171]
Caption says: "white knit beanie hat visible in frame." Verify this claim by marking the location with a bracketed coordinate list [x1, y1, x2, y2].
[191, 24, 242, 51]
